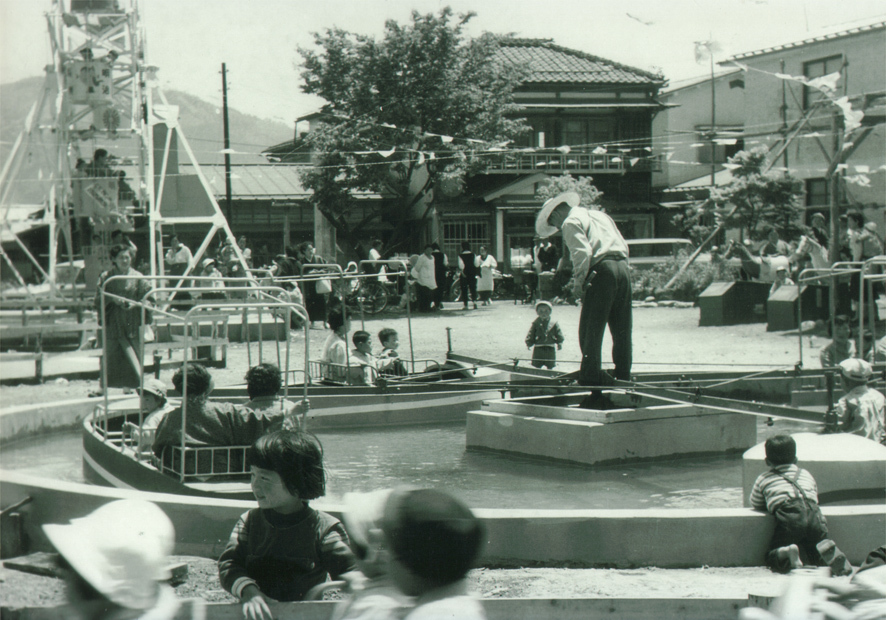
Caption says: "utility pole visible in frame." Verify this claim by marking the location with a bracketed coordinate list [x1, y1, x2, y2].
[709, 52, 716, 188]
[221, 63, 233, 227]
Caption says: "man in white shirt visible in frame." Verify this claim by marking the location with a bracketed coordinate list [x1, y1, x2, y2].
[536, 192, 631, 408]
[164, 235, 192, 276]
[411, 244, 437, 313]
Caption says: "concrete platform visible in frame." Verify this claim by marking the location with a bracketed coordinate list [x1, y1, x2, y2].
[742, 432, 886, 505]
[467, 391, 757, 466]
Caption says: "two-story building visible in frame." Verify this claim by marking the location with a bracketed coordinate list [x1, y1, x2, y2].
[654, 19, 885, 234]
[264, 38, 668, 268]
[432, 39, 666, 269]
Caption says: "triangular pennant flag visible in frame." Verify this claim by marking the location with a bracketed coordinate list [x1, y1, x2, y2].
[440, 136, 454, 144]
[416, 152, 425, 166]
[806, 71, 841, 95]
[592, 146, 607, 155]
[629, 158, 639, 166]
[556, 145, 571, 154]
[378, 148, 396, 158]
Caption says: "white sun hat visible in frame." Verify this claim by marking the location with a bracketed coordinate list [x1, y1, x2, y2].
[839, 357, 872, 382]
[42, 499, 175, 610]
[535, 192, 580, 238]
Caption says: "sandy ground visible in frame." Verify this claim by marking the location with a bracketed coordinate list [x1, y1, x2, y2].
[0, 304, 834, 609]
[1, 302, 817, 404]
[1, 556, 794, 610]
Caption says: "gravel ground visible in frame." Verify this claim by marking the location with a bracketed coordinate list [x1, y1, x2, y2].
[1, 556, 792, 610]
[0, 303, 824, 609]
[2, 302, 815, 404]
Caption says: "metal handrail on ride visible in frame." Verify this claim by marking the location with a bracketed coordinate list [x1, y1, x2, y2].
[859, 256, 886, 357]
[796, 262, 863, 367]
[97, 276, 310, 481]
[359, 260, 415, 365]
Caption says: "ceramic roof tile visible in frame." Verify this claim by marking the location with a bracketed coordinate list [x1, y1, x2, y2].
[496, 39, 664, 86]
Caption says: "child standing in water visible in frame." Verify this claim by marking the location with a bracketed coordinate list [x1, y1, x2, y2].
[525, 300, 564, 369]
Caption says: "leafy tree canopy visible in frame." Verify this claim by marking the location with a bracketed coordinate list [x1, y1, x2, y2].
[675, 147, 804, 244]
[298, 8, 529, 255]
[535, 174, 603, 210]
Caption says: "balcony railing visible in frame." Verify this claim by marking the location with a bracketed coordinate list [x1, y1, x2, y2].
[484, 150, 661, 174]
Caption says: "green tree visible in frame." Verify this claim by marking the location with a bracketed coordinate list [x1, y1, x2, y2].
[677, 147, 804, 242]
[298, 8, 528, 255]
[535, 174, 603, 209]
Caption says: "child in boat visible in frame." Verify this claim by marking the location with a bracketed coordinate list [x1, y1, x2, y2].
[524, 300, 564, 369]
[244, 363, 305, 431]
[218, 430, 356, 619]
[321, 309, 351, 382]
[832, 358, 885, 442]
[749, 434, 850, 575]
[819, 315, 856, 368]
[376, 328, 407, 376]
[330, 489, 410, 620]
[381, 488, 486, 620]
[349, 330, 377, 386]
[134, 377, 174, 451]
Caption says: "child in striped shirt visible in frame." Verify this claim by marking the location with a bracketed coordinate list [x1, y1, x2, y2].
[749, 434, 849, 574]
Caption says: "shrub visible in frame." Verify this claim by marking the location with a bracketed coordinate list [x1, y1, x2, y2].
[631, 252, 739, 302]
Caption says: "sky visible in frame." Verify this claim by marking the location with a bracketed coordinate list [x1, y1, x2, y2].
[1, 0, 884, 127]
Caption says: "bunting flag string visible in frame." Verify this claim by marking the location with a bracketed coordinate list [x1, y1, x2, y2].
[727, 61, 864, 136]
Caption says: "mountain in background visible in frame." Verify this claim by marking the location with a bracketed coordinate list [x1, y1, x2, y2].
[1, 76, 293, 167]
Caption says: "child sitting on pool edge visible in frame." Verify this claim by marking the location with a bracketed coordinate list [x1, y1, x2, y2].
[382, 488, 487, 619]
[749, 434, 851, 575]
[218, 430, 356, 619]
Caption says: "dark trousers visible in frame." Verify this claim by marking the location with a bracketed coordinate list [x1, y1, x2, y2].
[460, 275, 477, 305]
[578, 258, 632, 386]
[416, 284, 434, 312]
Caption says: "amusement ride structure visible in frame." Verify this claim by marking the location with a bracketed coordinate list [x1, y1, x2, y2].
[0, 0, 247, 304]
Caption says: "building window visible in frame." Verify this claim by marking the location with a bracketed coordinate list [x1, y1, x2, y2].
[805, 178, 829, 206]
[442, 219, 489, 261]
[696, 129, 744, 164]
[803, 55, 842, 109]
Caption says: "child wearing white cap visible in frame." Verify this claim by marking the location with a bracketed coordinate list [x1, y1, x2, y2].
[525, 301, 564, 369]
[42, 499, 204, 619]
[834, 358, 885, 442]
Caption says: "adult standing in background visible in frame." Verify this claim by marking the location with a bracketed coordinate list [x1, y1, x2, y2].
[164, 234, 192, 277]
[536, 192, 631, 409]
[458, 241, 479, 310]
[297, 242, 329, 329]
[237, 236, 253, 268]
[476, 246, 497, 306]
[537, 239, 559, 273]
[94, 244, 152, 391]
[431, 242, 448, 311]
[411, 244, 437, 313]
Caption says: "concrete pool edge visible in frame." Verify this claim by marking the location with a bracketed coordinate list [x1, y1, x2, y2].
[2, 396, 883, 568]
[2, 469, 883, 568]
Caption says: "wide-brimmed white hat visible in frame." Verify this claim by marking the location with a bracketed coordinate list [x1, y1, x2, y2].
[43, 500, 175, 610]
[535, 192, 580, 238]
[839, 357, 872, 382]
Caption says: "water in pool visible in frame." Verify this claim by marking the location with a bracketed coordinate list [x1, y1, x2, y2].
[0, 419, 818, 510]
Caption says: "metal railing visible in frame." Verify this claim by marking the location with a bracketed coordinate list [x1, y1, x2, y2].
[796, 259, 884, 366]
[96, 276, 310, 483]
